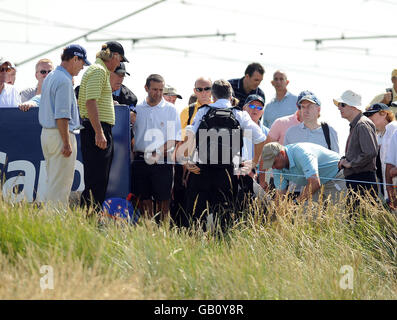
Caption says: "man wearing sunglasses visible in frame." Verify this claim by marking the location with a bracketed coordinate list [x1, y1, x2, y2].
[20, 58, 54, 103]
[0, 58, 20, 107]
[335, 90, 378, 210]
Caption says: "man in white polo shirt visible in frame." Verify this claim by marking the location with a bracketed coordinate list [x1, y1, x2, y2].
[132, 74, 182, 221]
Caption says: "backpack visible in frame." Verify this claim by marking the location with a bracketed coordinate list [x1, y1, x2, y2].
[386, 88, 394, 107]
[196, 106, 243, 166]
[320, 122, 331, 150]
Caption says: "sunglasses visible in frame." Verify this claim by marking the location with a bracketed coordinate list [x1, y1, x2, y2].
[0, 67, 11, 73]
[248, 104, 263, 111]
[338, 102, 348, 108]
[195, 87, 211, 92]
[39, 70, 52, 75]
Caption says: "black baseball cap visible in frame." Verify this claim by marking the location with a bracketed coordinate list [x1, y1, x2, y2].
[114, 62, 130, 76]
[363, 103, 390, 117]
[245, 94, 265, 106]
[104, 41, 129, 63]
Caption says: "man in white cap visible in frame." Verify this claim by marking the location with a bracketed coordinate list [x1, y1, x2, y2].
[261, 142, 346, 203]
[334, 90, 378, 209]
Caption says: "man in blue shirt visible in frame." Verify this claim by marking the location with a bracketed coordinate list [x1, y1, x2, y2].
[228, 62, 265, 110]
[261, 142, 346, 203]
[262, 70, 298, 129]
[39, 44, 90, 207]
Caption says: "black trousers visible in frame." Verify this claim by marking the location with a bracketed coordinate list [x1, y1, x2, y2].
[80, 121, 114, 211]
[185, 165, 238, 227]
[345, 171, 378, 213]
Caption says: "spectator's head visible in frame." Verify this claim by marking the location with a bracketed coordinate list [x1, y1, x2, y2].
[145, 74, 165, 105]
[0, 58, 15, 85]
[297, 91, 321, 123]
[194, 77, 212, 105]
[110, 62, 129, 92]
[97, 41, 127, 72]
[243, 94, 265, 123]
[35, 58, 54, 85]
[391, 69, 397, 88]
[244, 62, 265, 91]
[333, 90, 364, 121]
[364, 103, 395, 132]
[271, 70, 288, 92]
[163, 85, 182, 105]
[261, 142, 288, 170]
[188, 93, 197, 105]
[7, 66, 16, 85]
[211, 79, 233, 101]
[61, 44, 90, 77]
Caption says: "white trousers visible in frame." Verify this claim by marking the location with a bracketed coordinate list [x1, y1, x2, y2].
[41, 128, 77, 207]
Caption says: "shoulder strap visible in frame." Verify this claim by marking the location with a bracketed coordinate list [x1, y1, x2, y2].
[187, 103, 196, 125]
[386, 88, 393, 107]
[321, 122, 331, 150]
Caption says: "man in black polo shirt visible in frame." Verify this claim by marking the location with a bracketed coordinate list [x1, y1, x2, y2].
[228, 62, 265, 110]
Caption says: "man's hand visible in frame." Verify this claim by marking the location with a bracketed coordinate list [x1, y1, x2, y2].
[95, 131, 107, 150]
[338, 158, 352, 169]
[130, 111, 136, 125]
[19, 101, 37, 112]
[185, 163, 200, 174]
[382, 92, 392, 105]
[390, 166, 397, 178]
[61, 142, 73, 158]
[237, 160, 257, 176]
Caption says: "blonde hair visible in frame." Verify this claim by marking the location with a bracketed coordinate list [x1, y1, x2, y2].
[35, 58, 53, 71]
[96, 44, 114, 62]
[379, 110, 396, 123]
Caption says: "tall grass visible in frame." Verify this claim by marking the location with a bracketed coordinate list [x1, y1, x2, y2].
[0, 192, 396, 299]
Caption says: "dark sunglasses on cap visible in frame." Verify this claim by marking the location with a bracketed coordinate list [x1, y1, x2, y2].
[0, 67, 11, 73]
[39, 70, 52, 75]
[248, 104, 263, 111]
[195, 87, 211, 92]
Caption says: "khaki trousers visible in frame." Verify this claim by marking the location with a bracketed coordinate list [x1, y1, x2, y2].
[312, 170, 347, 203]
[41, 128, 77, 207]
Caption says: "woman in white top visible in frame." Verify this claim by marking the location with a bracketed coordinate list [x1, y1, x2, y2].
[364, 103, 397, 199]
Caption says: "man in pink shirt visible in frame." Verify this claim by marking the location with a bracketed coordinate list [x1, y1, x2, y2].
[265, 110, 301, 145]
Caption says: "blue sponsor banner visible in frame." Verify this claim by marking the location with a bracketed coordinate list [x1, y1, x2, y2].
[0, 106, 131, 202]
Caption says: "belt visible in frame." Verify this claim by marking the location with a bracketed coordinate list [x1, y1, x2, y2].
[133, 151, 171, 162]
[81, 119, 113, 128]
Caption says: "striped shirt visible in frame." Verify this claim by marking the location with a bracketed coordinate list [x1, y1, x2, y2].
[78, 58, 115, 125]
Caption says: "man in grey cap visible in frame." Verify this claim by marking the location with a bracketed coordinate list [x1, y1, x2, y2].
[262, 142, 346, 203]
[163, 84, 182, 105]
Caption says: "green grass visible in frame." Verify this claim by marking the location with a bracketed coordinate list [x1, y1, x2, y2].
[0, 193, 397, 299]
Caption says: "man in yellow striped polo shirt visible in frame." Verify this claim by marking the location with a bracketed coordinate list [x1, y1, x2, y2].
[78, 41, 127, 211]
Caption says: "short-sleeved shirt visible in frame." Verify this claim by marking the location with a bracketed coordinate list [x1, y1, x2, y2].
[38, 65, 79, 131]
[20, 87, 37, 103]
[267, 112, 300, 145]
[273, 142, 341, 191]
[284, 122, 339, 153]
[228, 77, 265, 110]
[133, 98, 182, 152]
[386, 129, 397, 167]
[242, 122, 269, 161]
[78, 58, 114, 125]
[0, 83, 20, 107]
[262, 91, 298, 128]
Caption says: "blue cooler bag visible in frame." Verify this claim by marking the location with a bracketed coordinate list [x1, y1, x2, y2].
[102, 194, 140, 224]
